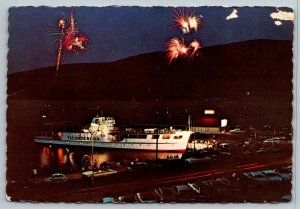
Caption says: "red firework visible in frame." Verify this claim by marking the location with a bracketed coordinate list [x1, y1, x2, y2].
[55, 11, 89, 75]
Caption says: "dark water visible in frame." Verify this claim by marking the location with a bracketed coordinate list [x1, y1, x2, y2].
[39, 145, 183, 171]
[7, 131, 182, 180]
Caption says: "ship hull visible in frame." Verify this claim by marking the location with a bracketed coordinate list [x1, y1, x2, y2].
[34, 136, 188, 153]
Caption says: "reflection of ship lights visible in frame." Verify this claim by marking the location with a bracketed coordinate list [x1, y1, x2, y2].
[69, 152, 75, 167]
[40, 147, 52, 167]
[57, 148, 65, 165]
[92, 153, 109, 167]
[57, 132, 62, 138]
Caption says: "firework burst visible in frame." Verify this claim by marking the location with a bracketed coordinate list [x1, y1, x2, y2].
[55, 19, 65, 74]
[188, 15, 201, 32]
[173, 9, 202, 34]
[173, 9, 190, 34]
[189, 40, 201, 56]
[166, 8, 203, 63]
[166, 38, 189, 63]
[51, 11, 89, 75]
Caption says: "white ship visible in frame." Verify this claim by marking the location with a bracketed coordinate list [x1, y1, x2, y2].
[34, 116, 193, 152]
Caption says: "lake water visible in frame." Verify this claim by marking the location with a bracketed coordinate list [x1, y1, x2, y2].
[39, 145, 183, 171]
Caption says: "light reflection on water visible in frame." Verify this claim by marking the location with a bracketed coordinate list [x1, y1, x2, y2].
[40, 146, 183, 169]
[40, 147, 54, 168]
[57, 148, 66, 166]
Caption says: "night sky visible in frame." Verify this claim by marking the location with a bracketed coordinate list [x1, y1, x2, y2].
[8, 6, 294, 74]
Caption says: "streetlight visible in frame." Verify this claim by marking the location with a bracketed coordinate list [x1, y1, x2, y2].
[156, 111, 159, 161]
[89, 124, 97, 186]
[91, 133, 94, 186]
[81, 155, 91, 171]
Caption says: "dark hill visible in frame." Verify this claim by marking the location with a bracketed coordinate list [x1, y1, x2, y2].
[7, 39, 293, 101]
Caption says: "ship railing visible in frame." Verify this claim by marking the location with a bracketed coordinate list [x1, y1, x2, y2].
[124, 128, 178, 135]
[34, 131, 54, 137]
[34, 131, 62, 140]
[158, 129, 178, 134]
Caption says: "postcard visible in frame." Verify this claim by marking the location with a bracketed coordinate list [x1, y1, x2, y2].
[6, 6, 294, 203]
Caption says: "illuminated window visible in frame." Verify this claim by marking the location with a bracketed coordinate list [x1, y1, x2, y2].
[152, 135, 159, 139]
[204, 110, 215, 115]
[162, 134, 170, 139]
[163, 134, 170, 139]
[221, 119, 228, 127]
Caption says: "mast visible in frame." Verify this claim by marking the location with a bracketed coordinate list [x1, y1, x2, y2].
[188, 115, 191, 131]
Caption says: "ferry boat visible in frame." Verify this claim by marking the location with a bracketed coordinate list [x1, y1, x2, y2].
[34, 116, 193, 152]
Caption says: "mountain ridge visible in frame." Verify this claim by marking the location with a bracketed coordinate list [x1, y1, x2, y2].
[7, 39, 293, 101]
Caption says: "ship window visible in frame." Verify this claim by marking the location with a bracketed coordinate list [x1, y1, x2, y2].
[173, 135, 183, 139]
[95, 119, 100, 124]
[152, 135, 159, 139]
[127, 134, 147, 139]
[162, 134, 170, 139]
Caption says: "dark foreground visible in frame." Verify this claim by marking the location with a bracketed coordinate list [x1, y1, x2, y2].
[7, 146, 292, 203]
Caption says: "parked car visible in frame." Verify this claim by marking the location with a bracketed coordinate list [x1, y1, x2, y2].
[81, 169, 117, 178]
[218, 143, 231, 150]
[102, 197, 116, 203]
[174, 184, 199, 202]
[214, 178, 231, 186]
[217, 151, 232, 159]
[225, 175, 254, 191]
[185, 156, 212, 165]
[136, 191, 160, 203]
[188, 181, 212, 196]
[229, 128, 246, 134]
[243, 171, 269, 184]
[274, 166, 292, 181]
[131, 161, 148, 170]
[155, 186, 177, 203]
[118, 194, 138, 203]
[261, 170, 284, 183]
[275, 165, 292, 173]
[202, 179, 228, 195]
[262, 137, 287, 144]
[280, 194, 292, 202]
[43, 173, 68, 184]
[188, 178, 230, 201]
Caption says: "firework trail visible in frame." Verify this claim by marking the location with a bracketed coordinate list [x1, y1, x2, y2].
[64, 12, 78, 51]
[63, 12, 88, 52]
[56, 19, 65, 75]
[70, 12, 76, 37]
